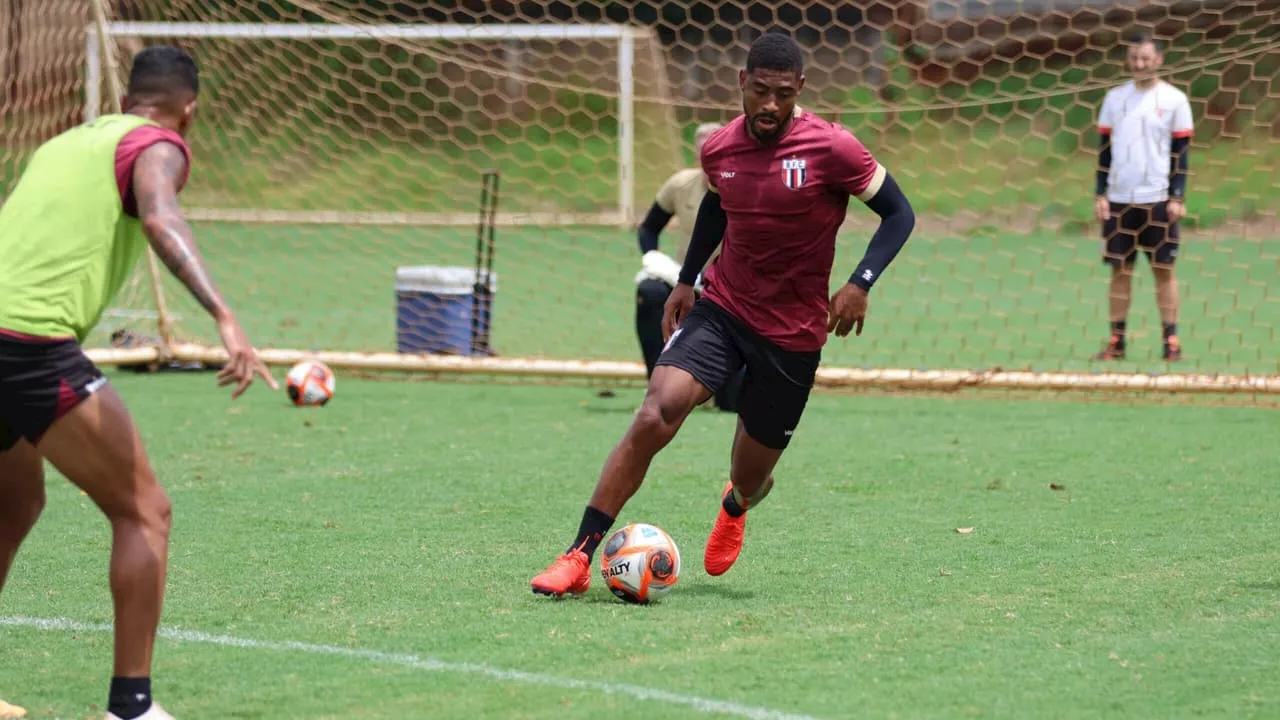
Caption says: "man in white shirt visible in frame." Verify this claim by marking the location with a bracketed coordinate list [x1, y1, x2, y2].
[633, 122, 742, 411]
[1093, 32, 1193, 362]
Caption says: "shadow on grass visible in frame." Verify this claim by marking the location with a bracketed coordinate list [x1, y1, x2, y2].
[675, 581, 757, 601]
[1238, 580, 1280, 591]
[548, 580, 755, 607]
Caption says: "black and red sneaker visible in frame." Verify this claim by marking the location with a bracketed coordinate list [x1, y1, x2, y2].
[1163, 335, 1183, 361]
[1094, 334, 1126, 360]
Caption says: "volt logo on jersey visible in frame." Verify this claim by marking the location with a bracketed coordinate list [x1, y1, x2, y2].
[782, 158, 806, 189]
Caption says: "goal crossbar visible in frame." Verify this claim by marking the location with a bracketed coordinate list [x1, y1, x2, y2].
[94, 21, 636, 40]
[85, 20, 640, 224]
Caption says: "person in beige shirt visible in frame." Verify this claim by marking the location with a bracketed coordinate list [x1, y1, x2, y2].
[633, 122, 741, 412]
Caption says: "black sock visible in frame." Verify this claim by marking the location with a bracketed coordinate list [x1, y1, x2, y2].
[1110, 320, 1127, 342]
[569, 506, 614, 558]
[108, 677, 152, 720]
[1163, 323, 1177, 340]
[723, 490, 747, 518]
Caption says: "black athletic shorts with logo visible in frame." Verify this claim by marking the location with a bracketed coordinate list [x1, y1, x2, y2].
[655, 298, 820, 450]
[1102, 201, 1180, 268]
[0, 330, 107, 451]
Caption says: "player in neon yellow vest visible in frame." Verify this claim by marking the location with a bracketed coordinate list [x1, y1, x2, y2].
[0, 46, 276, 720]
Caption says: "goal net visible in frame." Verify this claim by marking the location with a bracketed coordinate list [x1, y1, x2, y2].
[5, 1, 1280, 396]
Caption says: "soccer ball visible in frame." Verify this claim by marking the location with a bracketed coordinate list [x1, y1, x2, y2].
[600, 523, 681, 604]
[285, 360, 335, 407]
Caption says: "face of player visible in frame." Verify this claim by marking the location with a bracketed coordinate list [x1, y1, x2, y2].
[1127, 42, 1162, 86]
[739, 68, 805, 143]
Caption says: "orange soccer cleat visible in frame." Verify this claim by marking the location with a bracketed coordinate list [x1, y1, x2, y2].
[530, 548, 591, 598]
[704, 482, 747, 577]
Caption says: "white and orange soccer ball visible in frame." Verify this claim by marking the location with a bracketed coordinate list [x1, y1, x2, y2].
[285, 360, 335, 407]
[600, 523, 681, 604]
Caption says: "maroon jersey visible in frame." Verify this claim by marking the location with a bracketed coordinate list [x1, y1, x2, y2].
[114, 125, 192, 218]
[699, 109, 884, 352]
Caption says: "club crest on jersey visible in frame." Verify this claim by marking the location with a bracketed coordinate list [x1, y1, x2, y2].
[782, 158, 807, 190]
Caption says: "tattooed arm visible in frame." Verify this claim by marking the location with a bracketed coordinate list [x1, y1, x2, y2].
[133, 141, 278, 398]
[133, 141, 231, 320]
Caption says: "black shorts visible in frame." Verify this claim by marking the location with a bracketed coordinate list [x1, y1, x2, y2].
[655, 299, 820, 450]
[1102, 201, 1180, 268]
[0, 332, 107, 451]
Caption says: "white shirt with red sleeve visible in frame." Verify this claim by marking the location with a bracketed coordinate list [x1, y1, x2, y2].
[1097, 80, 1194, 204]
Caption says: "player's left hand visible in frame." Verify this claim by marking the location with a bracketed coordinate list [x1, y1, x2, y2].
[828, 283, 869, 338]
[1166, 198, 1186, 223]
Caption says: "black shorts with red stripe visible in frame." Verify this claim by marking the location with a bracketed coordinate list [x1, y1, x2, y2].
[0, 329, 107, 451]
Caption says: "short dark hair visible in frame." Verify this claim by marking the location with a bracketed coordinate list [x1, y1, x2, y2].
[1127, 31, 1164, 53]
[745, 32, 803, 76]
[127, 45, 199, 99]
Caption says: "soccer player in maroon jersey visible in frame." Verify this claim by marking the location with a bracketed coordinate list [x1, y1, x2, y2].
[531, 32, 914, 597]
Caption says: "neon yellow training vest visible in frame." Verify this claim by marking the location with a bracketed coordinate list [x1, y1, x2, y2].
[0, 114, 161, 342]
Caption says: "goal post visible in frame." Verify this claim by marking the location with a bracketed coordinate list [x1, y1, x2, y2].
[79, 17, 686, 378]
[56, 7, 1280, 398]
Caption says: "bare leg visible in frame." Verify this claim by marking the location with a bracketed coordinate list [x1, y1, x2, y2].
[727, 419, 785, 502]
[587, 365, 711, 516]
[1108, 264, 1134, 324]
[37, 386, 172, 679]
[1153, 265, 1179, 327]
[703, 420, 786, 577]
[1095, 262, 1135, 359]
[0, 440, 46, 594]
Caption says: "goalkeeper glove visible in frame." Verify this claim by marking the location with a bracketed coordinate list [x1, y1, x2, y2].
[636, 250, 683, 287]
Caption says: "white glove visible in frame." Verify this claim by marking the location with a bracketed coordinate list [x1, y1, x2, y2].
[634, 250, 683, 287]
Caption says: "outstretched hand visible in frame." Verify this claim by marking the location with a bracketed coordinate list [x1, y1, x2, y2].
[662, 283, 696, 342]
[827, 283, 869, 338]
[215, 313, 279, 399]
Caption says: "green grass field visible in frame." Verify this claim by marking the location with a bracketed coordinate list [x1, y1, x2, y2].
[2, 372, 1280, 719]
[4, 32, 1280, 720]
[99, 221, 1280, 379]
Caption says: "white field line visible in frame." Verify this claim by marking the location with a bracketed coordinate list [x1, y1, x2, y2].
[0, 616, 822, 720]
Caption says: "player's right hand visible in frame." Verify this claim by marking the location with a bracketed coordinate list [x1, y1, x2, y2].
[1094, 196, 1112, 223]
[662, 283, 696, 342]
[828, 283, 868, 338]
[215, 313, 279, 399]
